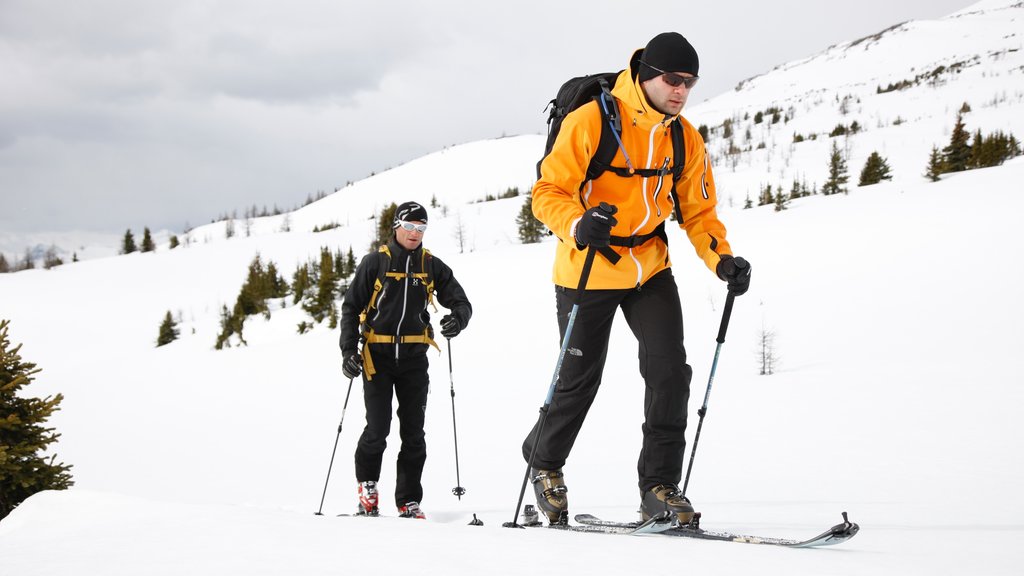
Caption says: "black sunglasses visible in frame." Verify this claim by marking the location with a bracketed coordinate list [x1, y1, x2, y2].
[642, 61, 699, 89]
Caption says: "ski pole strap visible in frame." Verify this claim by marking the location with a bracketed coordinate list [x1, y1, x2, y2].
[575, 247, 598, 301]
[717, 292, 735, 344]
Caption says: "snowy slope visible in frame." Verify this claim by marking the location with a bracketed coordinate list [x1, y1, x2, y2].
[2, 2, 1024, 575]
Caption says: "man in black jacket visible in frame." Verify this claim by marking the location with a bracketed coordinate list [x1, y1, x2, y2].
[339, 201, 472, 519]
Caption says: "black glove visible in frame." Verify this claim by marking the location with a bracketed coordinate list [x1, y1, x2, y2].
[440, 314, 462, 339]
[574, 203, 619, 248]
[717, 255, 752, 296]
[342, 351, 362, 380]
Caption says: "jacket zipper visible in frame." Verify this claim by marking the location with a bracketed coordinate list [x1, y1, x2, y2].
[394, 253, 411, 361]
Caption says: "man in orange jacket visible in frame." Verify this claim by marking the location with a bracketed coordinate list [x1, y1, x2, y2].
[523, 32, 752, 525]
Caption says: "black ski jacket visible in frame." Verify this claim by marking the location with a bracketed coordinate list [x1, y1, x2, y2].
[339, 238, 472, 362]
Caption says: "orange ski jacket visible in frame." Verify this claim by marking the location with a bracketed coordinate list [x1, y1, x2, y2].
[533, 62, 732, 290]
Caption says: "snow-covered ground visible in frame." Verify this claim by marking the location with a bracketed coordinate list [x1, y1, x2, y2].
[2, 2, 1024, 574]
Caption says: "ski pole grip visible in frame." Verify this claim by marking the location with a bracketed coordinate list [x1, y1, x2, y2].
[717, 292, 736, 344]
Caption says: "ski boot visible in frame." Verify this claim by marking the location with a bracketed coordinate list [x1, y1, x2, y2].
[531, 468, 569, 525]
[398, 501, 426, 519]
[357, 481, 380, 516]
[640, 484, 695, 524]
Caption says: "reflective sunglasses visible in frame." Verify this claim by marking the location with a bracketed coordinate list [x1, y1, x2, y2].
[642, 62, 699, 89]
[397, 220, 428, 233]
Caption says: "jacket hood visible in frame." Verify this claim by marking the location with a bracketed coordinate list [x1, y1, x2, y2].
[611, 48, 679, 133]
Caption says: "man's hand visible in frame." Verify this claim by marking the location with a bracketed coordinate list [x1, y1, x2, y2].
[342, 351, 362, 380]
[574, 203, 619, 248]
[440, 314, 462, 339]
[717, 255, 752, 296]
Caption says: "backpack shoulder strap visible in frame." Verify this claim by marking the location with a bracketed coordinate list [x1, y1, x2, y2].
[361, 246, 391, 322]
[668, 119, 686, 223]
[585, 77, 621, 185]
[421, 249, 437, 311]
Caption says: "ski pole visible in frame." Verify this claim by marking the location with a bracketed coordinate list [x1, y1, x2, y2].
[504, 210, 609, 528]
[315, 374, 356, 515]
[447, 338, 467, 500]
[682, 291, 736, 497]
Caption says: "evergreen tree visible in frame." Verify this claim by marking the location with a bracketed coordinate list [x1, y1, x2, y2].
[169, 235, 180, 249]
[372, 203, 398, 251]
[291, 262, 312, 305]
[156, 311, 179, 347]
[925, 146, 945, 182]
[0, 253, 9, 273]
[1, 320, 73, 520]
[345, 247, 357, 278]
[303, 247, 340, 325]
[858, 151, 893, 186]
[140, 227, 156, 252]
[773, 190, 788, 212]
[121, 229, 137, 254]
[743, 192, 753, 209]
[942, 112, 971, 173]
[822, 141, 849, 195]
[516, 195, 544, 243]
[758, 183, 774, 206]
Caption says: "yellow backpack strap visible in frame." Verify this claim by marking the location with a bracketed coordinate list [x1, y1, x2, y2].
[359, 246, 392, 323]
[399, 329, 440, 352]
[421, 249, 437, 312]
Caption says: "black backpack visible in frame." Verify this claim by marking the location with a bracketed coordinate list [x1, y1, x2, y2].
[537, 71, 686, 224]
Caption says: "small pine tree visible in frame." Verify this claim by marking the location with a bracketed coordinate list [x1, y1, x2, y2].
[0, 253, 9, 273]
[758, 183, 774, 206]
[140, 227, 156, 252]
[942, 112, 971, 173]
[858, 151, 893, 186]
[925, 146, 945, 182]
[1, 320, 74, 520]
[121, 229, 137, 254]
[303, 248, 340, 324]
[156, 311, 179, 347]
[372, 203, 398, 251]
[345, 247, 357, 278]
[169, 235, 179, 249]
[773, 190, 788, 212]
[516, 195, 544, 244]
[822, 141, 849, 195]
[743, 192, 753, 209]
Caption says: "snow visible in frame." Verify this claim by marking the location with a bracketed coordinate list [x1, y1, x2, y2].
[3, 3, 1024, 574]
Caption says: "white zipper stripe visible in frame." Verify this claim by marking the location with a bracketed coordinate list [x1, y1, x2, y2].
[395, 253, 411, 360]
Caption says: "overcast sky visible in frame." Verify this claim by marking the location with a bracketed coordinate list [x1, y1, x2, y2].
[0, 0, 972, 236]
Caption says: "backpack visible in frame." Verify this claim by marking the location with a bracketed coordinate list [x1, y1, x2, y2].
[357, 244, 439, 380]
[538, 71, 687, 225]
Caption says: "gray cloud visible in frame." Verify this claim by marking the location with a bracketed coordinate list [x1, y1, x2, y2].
[0, 0, 971, 235]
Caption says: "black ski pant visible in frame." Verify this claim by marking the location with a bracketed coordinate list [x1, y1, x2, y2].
[354, 352, 429, 508]
[522, 268, 693, 494]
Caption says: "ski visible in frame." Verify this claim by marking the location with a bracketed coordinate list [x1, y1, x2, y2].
[573, 511, 859, 548]
[515, 505, 675, 535]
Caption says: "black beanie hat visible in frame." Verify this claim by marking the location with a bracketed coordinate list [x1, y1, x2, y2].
[638, 32, 699, 83]
[393, 201, 428, 227]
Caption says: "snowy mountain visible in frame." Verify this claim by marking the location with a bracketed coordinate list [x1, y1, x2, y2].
[2, 2, 1024, 575]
